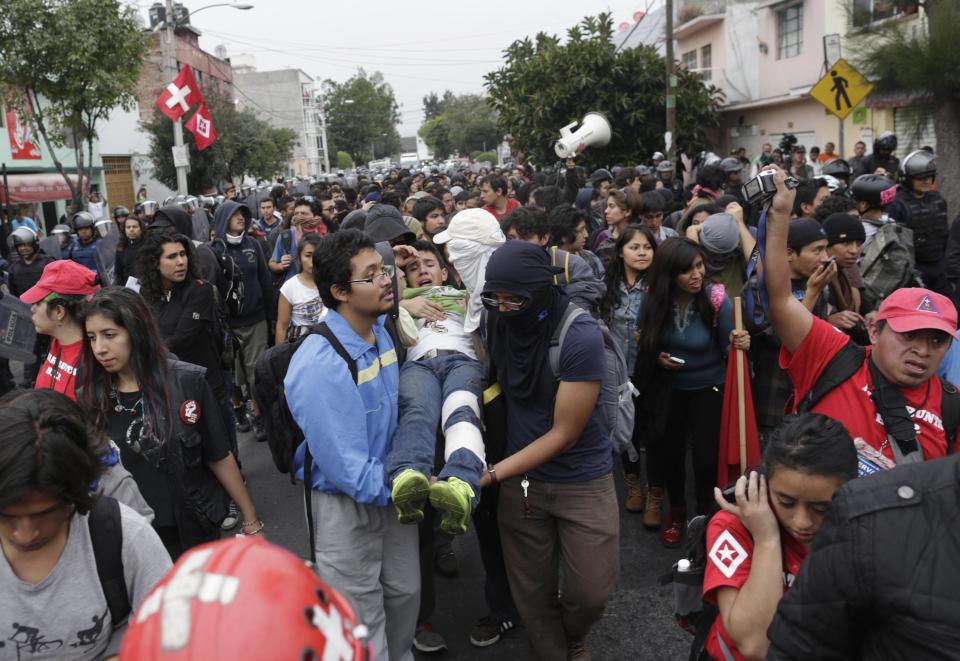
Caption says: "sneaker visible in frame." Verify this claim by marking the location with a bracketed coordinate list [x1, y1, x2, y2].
[434, 544, 459, 577]
[469, 614, 516, 648]
[428, 477, 474, 536]
[412, 623, 447, 653]
[234, 406, 251, 433]
[391, 469, 429, 524]
[221, 502, 240, 531]
[661, 507, 687, 548]
[567, 638, 591, 660]
[252, 416, 267, 443]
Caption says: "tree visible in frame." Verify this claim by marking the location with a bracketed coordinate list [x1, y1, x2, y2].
[484, 13, 722, 167]
[845, 0, 960, 215]
[418, 93, 500, 160]
[336, 151, 354, 171]
[0, 0, 146, 210]
[144, 86, 296, 191]
[323, 69, 400, 164]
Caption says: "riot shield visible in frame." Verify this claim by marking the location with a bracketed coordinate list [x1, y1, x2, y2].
[191, 208, 211, 242]
[94, 232, 120, 286]
[38, 236, 62, 260]
[0, 294, 37, 363]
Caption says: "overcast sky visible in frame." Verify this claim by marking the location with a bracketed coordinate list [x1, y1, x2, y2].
[135, 0, 662, 135]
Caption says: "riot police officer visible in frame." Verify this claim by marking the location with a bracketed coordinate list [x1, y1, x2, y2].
[857, 131, 900, 180]
[887, 150, 951, 299]
[822, 158, 852, 187]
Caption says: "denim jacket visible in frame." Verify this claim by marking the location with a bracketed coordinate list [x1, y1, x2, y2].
[607, 278, 645, 373]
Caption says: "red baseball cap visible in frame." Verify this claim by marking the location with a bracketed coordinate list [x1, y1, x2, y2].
[20, 260, 100, 305]
[876, 288, 958, 338]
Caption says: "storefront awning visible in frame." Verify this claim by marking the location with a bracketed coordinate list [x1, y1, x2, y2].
[0, 172, 79, 204]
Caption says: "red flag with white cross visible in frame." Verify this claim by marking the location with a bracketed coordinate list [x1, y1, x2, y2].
[185, 102, 218, 151]
[155, 67, 204, 121]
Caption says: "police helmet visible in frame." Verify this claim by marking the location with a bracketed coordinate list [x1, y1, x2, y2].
[141, 200, 159, 217]
[112, 205, 130, 219]
[821, 158, 851, 178]
[720, 157, 743, 174]
[590, 169, 613, 186]
[72, 211, 96, 230]
[850, 174, 897, 209]
[901, 150, 936, 181]
[651, 151, 665, 161]
[11, 227, 37, 247]
[636, 165, 652, 177]
[656, 160, 674, 173]
[874, 131, 897, 153]
[51, 224, 71, 236]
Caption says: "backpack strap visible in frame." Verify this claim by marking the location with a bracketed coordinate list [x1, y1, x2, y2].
[795, 342, 866, 414]
[88, 496, 131, 627]
[298, 321, 357, 565]
[548, 303, 587, 377]
[939, 377, 960, 454]
[549, 246, 572, 286]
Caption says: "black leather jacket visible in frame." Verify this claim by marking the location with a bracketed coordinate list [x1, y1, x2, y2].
[767, 454, 960, 660]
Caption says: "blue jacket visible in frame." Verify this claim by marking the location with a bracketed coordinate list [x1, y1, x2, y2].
[212, 200, 274, 327]
[65, 237, 100, 273]
[287, 309, 399, 506]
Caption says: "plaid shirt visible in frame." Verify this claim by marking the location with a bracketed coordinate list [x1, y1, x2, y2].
[751, 280, 829, 430]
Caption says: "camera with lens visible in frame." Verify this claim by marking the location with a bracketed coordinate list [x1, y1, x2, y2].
[779, 133, 798, 155]
[742, 170, 800, 208]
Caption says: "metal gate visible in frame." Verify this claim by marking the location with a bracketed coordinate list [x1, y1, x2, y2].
[894, 105, 937, 155]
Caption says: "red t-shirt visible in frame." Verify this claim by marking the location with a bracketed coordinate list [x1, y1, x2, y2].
[483, 197, 520, 224]
[703, 511, 808, 661]
[780, 316, 953, 463]
[33, 339, 82, 401]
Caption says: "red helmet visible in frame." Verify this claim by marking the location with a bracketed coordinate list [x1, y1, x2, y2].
[120, 537, 371, 660]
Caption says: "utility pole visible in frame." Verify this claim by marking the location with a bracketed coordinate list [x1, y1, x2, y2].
[163, 0, 189, 195]
[665, 0, 676, 166]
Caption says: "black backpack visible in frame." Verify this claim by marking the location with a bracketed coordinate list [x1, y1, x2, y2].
[208, 238, 245, 318]
[88, 496, 131, 627]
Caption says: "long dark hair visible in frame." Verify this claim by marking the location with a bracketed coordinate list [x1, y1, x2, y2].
[136, 230, 201, 304]
[637, 237, 713, 357]
[78, 287, 171, 441]
[119, 215, 146, 248]
[601, 224, 657, 323]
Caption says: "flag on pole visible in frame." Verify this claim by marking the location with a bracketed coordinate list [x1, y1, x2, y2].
[717, 298, 760, 487]
[185, 103, 217, 151]
[155, 67, 203, 121]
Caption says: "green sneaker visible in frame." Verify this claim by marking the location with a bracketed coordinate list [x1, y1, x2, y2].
[429, 477, 475, 536]
[391, 469, 429, 524]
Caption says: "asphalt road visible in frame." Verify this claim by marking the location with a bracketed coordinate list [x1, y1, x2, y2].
[238, 430, 691, 660]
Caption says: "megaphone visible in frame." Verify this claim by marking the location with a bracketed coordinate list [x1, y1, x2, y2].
[554, 112, 612, 159]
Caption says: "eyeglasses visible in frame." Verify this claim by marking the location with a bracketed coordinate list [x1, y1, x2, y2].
[480, 294, 527, 311]
[349, 265, 395, 285]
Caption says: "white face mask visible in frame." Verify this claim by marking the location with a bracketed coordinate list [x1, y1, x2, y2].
[225, 232, 244, 245]
[446, 239, 501, 333]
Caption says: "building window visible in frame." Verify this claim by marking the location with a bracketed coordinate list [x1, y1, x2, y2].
[682, 50, 697, 71]
[853, 0, 902, 27]
[777, 4, 803, 59]
[193, 68, 203, 88]
[700, 44, 712, 81]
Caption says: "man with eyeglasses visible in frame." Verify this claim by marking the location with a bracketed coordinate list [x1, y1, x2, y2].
[285, 229, 420, 661]
[269, 198, 327, 286]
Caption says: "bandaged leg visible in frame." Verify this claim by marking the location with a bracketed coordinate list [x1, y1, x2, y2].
[438, 388, 485, 509]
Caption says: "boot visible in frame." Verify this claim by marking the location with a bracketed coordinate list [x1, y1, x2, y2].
[661, 506, 687, 548]
[624, 473, 644, 513]
[643, 487, 664, 530]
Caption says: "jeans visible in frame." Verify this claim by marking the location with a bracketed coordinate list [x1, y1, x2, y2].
[386, 353, 485, 506]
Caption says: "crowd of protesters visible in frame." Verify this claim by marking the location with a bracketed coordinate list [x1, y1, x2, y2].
[1, 131, 959, 660]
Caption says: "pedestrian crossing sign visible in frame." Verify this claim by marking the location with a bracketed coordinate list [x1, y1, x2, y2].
[809, 58, 874, 120]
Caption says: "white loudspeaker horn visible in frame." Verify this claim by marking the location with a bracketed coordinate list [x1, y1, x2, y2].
[554, 112, 612, 159]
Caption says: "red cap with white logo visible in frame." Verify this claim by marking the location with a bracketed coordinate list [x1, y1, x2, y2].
[876, 287, 959, 338]
[119, 537, 370, 660]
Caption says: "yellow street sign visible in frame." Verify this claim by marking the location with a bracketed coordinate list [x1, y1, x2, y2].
[809, 58, 874, 120]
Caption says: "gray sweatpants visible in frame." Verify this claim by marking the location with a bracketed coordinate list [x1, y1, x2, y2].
[311, 490, 420, 661]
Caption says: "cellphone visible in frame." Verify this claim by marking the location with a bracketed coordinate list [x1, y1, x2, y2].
[668, 355, 686, 365]
[824, 256, 837, 267]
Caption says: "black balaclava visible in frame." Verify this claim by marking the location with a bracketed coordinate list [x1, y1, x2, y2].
[483, 240, 568, 400]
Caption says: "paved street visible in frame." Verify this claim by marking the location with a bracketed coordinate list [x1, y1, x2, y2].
[238, 431, 691, 660]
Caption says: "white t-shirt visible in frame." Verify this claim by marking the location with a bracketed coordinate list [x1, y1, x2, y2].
[406, 310, 477, 362]
[280, 275, 325, 330]
[0, 503, 171, 660]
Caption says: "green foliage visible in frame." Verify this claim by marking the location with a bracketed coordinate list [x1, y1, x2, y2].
[846, 0, 960, 102]
[0, 0, 146, 207]
[484, 13, 722, 167]
[336, 151, 354, 170]
[144, 86, 296, 191]
[418, 91, 500, 159]
[323, 69, 401, 163]
[473, 151, 497, 164]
